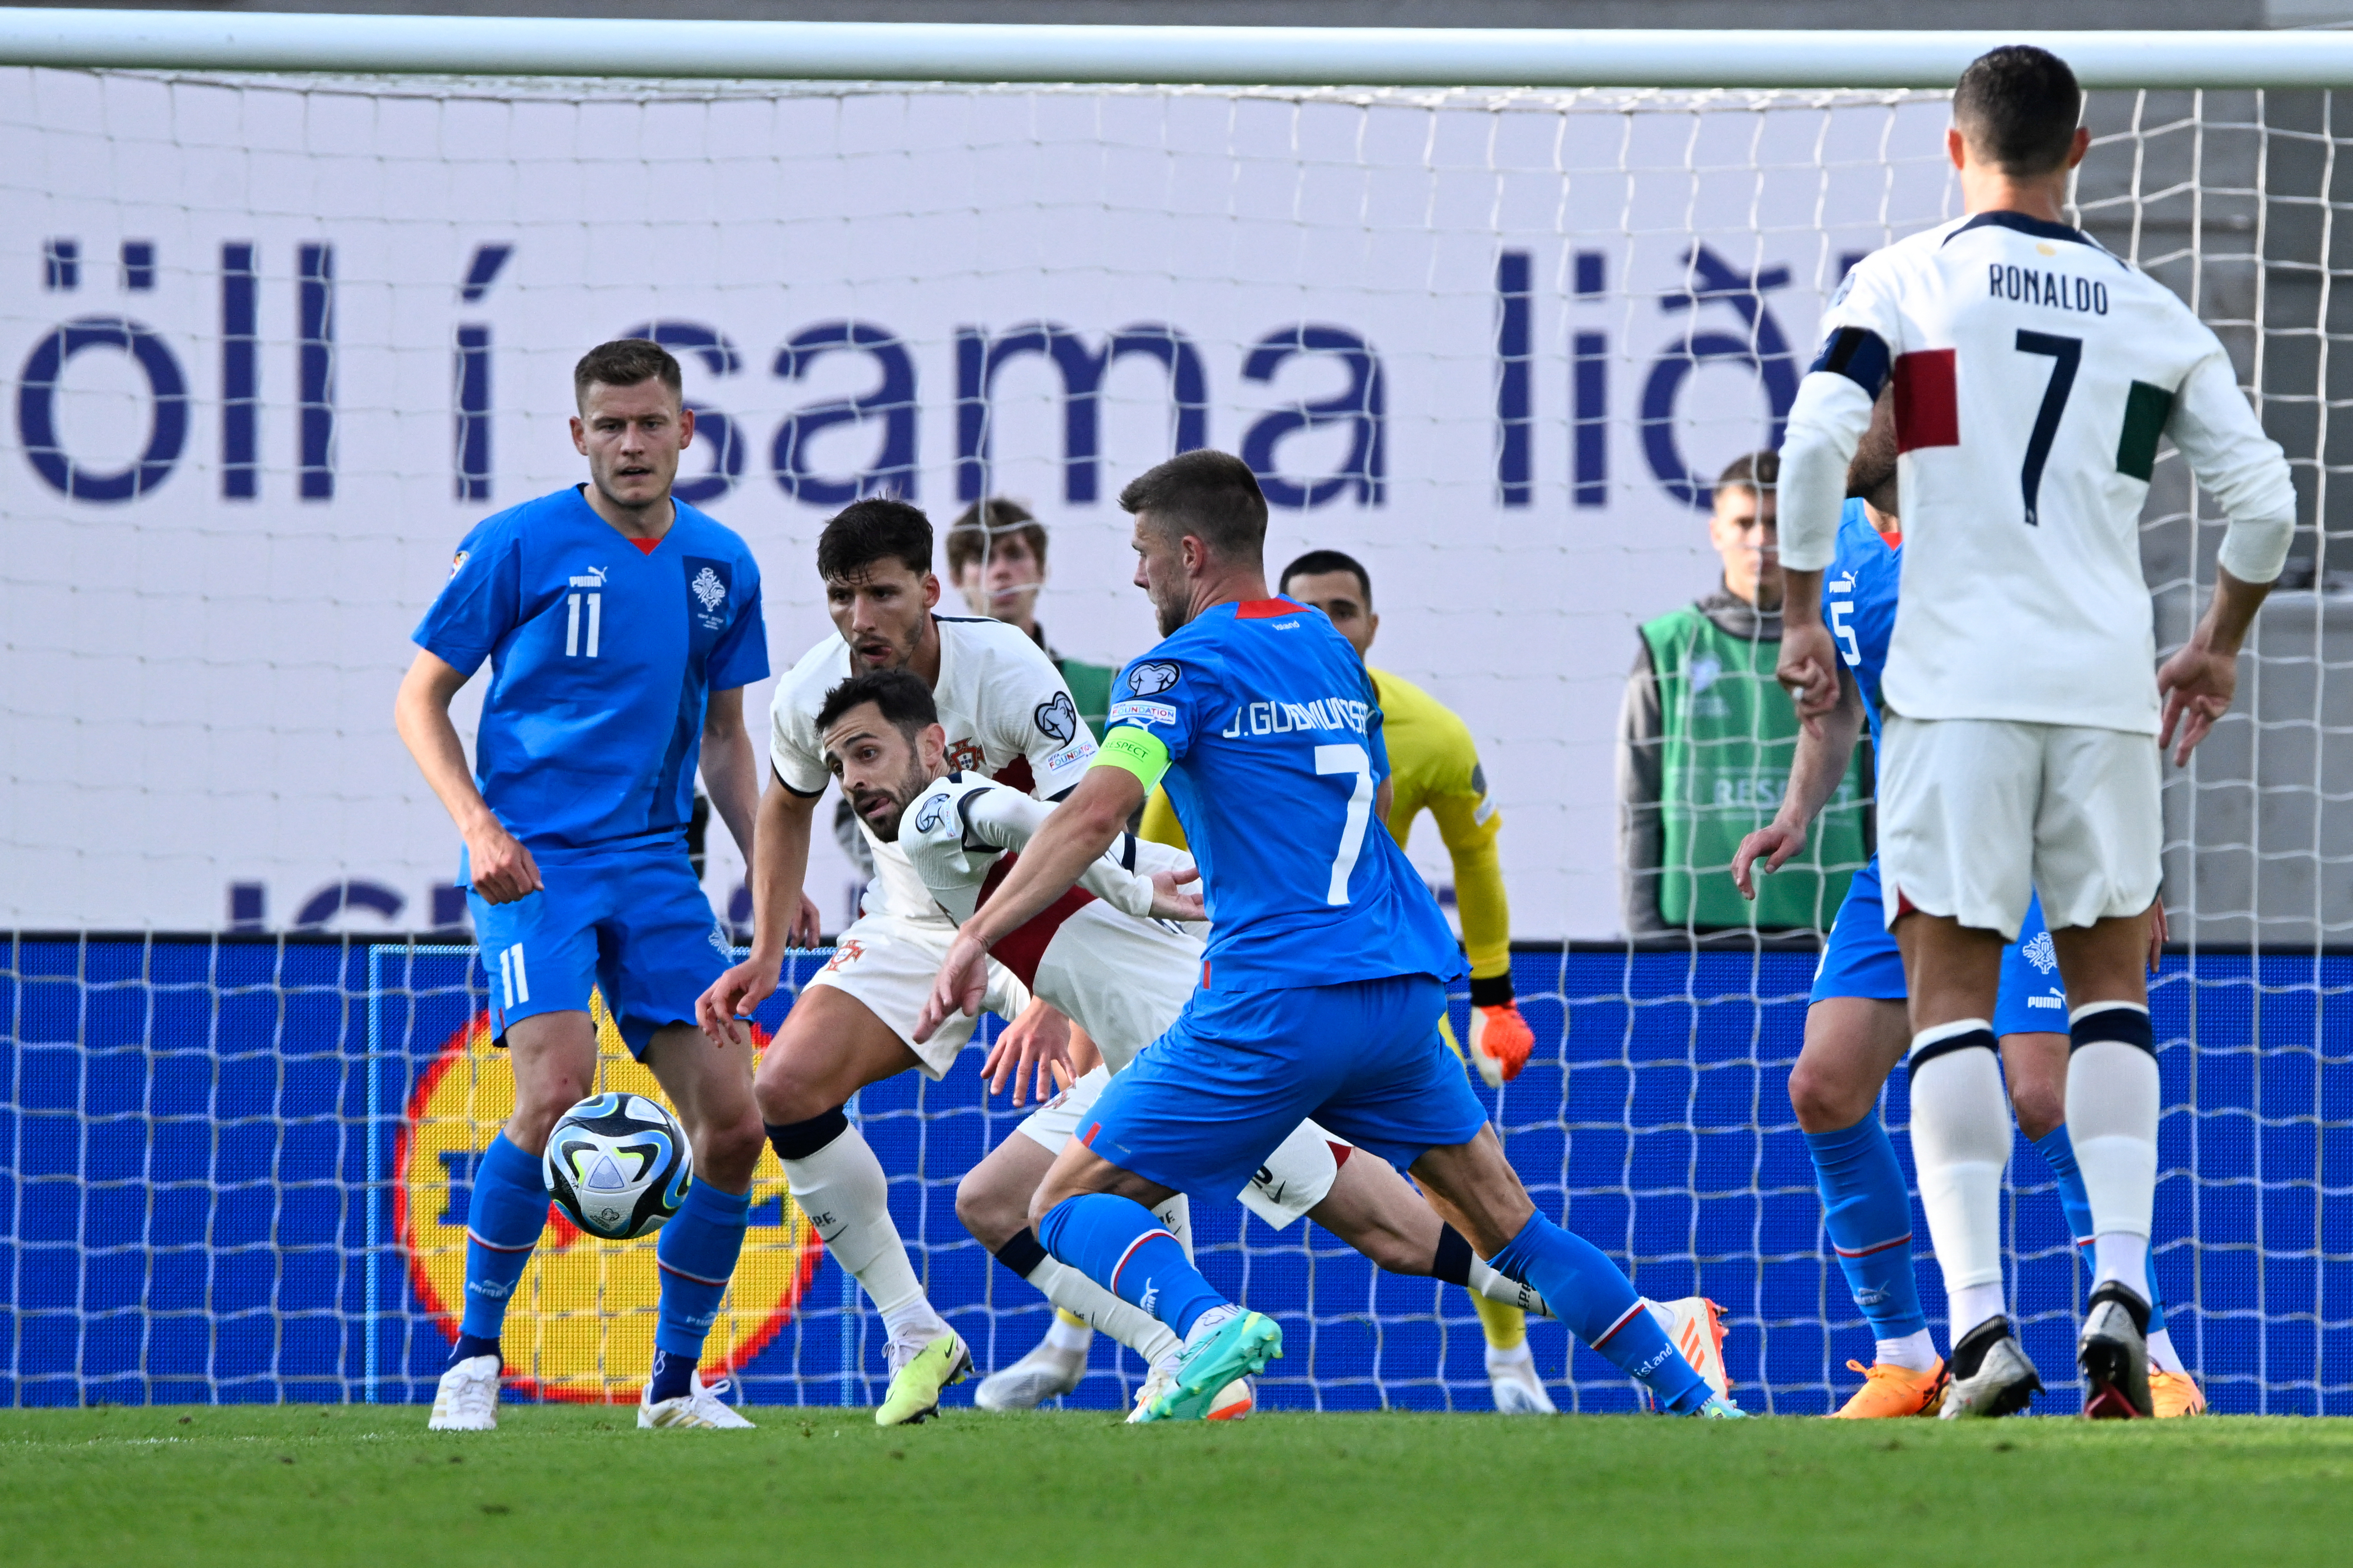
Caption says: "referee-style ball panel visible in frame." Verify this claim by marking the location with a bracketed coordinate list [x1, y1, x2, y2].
[543, 1092, 694, 1240]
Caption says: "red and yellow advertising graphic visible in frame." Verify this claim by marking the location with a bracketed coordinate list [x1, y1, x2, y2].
[395, 996, 821, 1402]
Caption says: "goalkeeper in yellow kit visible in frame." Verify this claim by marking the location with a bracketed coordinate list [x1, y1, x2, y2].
[1139, 548, 1554, 1413]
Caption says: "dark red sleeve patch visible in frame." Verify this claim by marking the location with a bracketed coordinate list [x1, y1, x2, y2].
[1892, 349, 1959, 452]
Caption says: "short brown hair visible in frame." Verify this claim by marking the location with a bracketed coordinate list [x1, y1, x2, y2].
[572, 338, 682, 409]
[1715, 449, 1779, 504]
[818, 498, 932, 581]
[1118, 449, 1267, 563]
[1953, 45, 2082, 177]
[945, 498, 1049, 579]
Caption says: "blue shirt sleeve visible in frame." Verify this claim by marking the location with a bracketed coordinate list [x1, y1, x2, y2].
[412, 521, 519, 678]
[1106, 645, 1217, 763]
[706, 552, 769, 690]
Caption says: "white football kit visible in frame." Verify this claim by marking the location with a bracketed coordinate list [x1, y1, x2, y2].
[770, 615, 1096, 1075]
[1781, 209, 2294, 937]
[899, 772, 1349, 1227]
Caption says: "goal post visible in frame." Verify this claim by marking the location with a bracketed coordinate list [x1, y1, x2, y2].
[1, 21, 2346, 1416]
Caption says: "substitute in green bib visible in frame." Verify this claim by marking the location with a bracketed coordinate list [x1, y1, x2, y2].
[1617, 449, 1867, 937]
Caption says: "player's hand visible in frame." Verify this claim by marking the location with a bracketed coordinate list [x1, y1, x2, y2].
[786, 893, 823, 949]
[1468, 1002, 1534, 1087]
[1148, 865, 1207, 922]
[981, 997, 1075, 1107]
[2147, 894, 2169, 976]
[462, 818, 541, 905]
[915, 930, 992, 1045]
[696, 958, 779, 1047]
[1732, 822, 1807, 899]
[2156, 635, 2241, 765]
[1775, 621, 1842, 737]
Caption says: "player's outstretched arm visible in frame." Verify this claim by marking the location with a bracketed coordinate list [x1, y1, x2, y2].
[696, 774, 820, 1042]
[1734, 662, 1864, 899]
[392, 647, 539, 905]
[914, 765, 1144, 1043]
[951, 783, 1202, 921]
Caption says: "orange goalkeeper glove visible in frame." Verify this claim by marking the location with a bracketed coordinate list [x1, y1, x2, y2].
[1467, 990, 1534, 1087]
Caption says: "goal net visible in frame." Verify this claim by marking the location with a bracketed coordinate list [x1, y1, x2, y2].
[1, 57, 2344, 1415]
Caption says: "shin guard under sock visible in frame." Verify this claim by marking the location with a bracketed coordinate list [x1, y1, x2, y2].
[1488, 1215, 1709, 1414]
[1805, 1110, 1931, 1342]
[458, 1132, 550, 1348]
[655, 1179, 752, 1362]
[993, 1226, 1182, 1365]
[1036, 1193, 1226, 1339]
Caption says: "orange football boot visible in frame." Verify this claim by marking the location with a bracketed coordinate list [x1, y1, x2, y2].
[1829, 1357, 1949, 1417]
[2149, 1369, 2207, 1417]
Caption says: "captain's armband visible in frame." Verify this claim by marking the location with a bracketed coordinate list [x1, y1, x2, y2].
[1092, 727, 1171, 792]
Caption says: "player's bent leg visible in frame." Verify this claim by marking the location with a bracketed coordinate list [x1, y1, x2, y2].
[1298, 1138, 1557, 1413]
[756, 986, 971, 1426]
[957, 1124, 1182, 1409]
[432, 1010, 598, 1431]
[1410, 1130, 1739, 1417]
[1792, 997, 1944, 1414]
[634, 1022, 764, 1428]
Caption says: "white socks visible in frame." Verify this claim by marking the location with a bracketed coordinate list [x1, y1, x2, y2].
[778, 1122, 942, 1341]
[1907, 1021, 2012, 1345]
[1044, 1310, 1093, 1355]
[1470, 1255, 1552, 1317]
[1485, 1338, 1534, 1375]
[1877, 1328, 1939, 1374]
[2067, 1006, 2161, 1293]
[1028, 1256, 1182, 1365]
[2147, 1327, 2187, 1376]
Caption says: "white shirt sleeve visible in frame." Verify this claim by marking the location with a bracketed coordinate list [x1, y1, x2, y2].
[955, 785, 1181, 919]
[1781, 259, 1904, 574]
[988, 639, 1098, 798]
[767, 685, 830, 796]
[2168, 345, 2298, 583]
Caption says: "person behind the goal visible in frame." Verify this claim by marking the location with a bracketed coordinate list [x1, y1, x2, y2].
[1777, 44, 2293, 1418]
[696, 499, 1093, 1427]
[394, 338, 770, 1432]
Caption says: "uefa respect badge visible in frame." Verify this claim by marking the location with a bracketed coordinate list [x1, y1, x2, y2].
[396, 995, 821, 1401]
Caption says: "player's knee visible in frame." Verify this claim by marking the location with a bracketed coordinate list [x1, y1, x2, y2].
[509, 1065, 595, 1147]
[2008, 1078, 2067, 1143]
[754, 1053, 829, 1127]
[955, 1169, 1021, 1252]
[1787, 1056, 1869, 1135]
[692, 1110, 768, 1190]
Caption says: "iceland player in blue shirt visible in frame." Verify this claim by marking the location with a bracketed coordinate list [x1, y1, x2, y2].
[917, 450, 1741, 1420]
[394, 339, 771, 1432]
[1731, 387, 2192, 1417]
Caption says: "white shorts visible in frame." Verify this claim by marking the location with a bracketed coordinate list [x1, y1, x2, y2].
[1018, 1065, 1350, 1229]
[801, 910, 1032, 1079]
[1879, 714, 2162, 939]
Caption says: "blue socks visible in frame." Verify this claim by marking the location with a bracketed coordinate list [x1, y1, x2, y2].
[648, 1180, 754, 1400]
[2031, 1123, 2166, 1336]
[1805, 1112, 1931, 1342]
[454, 1132, 550, 1363]
[1038, 1193, 1227, 1339]
[1488, 1215, 1710, 1414]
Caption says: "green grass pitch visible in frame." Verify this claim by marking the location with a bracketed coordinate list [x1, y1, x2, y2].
[5, 1405, 2351, 1566]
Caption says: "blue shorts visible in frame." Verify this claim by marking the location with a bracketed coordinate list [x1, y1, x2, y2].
[469, 848, 732, 1057]
[1078, 972, 1489, 1199]
[1811, 855, 2070, 1037]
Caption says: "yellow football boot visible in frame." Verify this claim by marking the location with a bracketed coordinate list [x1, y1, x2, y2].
[2149, 1369, 2207, 1417]
[1829, 1357, 1949, 1418]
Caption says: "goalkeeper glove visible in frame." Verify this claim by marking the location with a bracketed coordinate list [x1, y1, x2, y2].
[1466, 977, 1533, 1087]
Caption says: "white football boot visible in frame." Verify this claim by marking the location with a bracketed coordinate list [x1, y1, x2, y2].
[640, 1369, 757, 1429]
[1939, 1315, 2042, 1419]
[1126, 1362, 1253, 1423]
[428, 1354, 500, 1432]
[1486, 1346, 1558, 1414]
[974, 1340, 1089, 1412]
[1645, 1296, 1732, 1400]
[1126, 1363, 1179, 1424]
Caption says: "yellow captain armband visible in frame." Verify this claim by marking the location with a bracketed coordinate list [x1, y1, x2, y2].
[1093, 726, 1172, 791]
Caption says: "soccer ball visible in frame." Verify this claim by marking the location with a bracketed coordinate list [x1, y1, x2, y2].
[542, 1092, 694, 1240]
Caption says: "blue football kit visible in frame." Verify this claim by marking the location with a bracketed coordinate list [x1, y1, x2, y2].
[1036, 596, 1719, 1417]
[1808, 499, 2067, 1038]
[414, 483, 769, 1054]
[1800, 500, 2167, 1372]
[413, 482, 769, 1399]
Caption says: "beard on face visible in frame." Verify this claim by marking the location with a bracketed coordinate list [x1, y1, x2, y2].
[846, 759, 933, 843]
